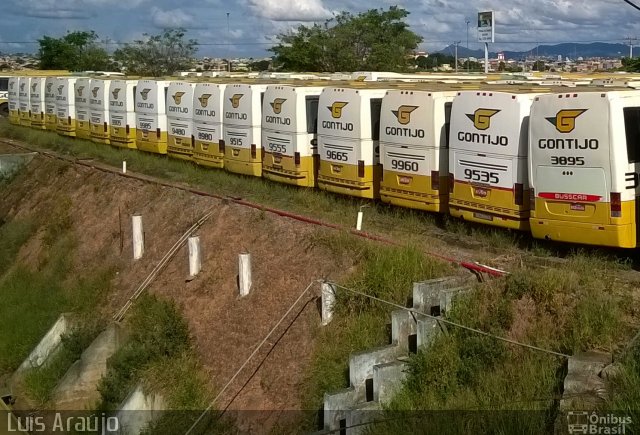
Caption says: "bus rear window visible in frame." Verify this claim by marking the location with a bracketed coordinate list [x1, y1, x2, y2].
[305, 96, 318, 134]
[624, 107, 640, 164]
[0, 78, 8, 92]
[370, 98, 382, 141]
[444, 102, 452, 148]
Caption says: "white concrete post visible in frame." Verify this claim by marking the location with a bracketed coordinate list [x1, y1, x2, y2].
[239, 253, 252, 297]
[122, 160, 127, 174]
[321, 282, 336, 326]
[188, 236, 202, 278]
[132, 215, 144, 260]
[356, 210, 364, 231]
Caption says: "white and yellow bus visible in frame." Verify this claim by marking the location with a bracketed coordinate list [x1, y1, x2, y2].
[29, 77, 47, 129]
[262, 84, 324, 187]
[74, 77, 92, 139]
[18, 77, 31, 127]
[7, 77, 20, 124]
[192, 82, 227, 168]
[56, 77, 79, 137]
[317, 85, 387, 199]
[135, 79, 169, 154]
[44, 77, 58, 130]
[109, 79, 138, 148]
[449, 89, 542, 230]
[223, 83, 269, 176]
[166, 80, 196, 160]
[529, 89, 640, 248]
[89, 78, 112, 144]
[379, 87, 456, 212]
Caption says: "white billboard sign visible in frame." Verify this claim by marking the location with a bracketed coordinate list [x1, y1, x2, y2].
[478, 11, 495, 43]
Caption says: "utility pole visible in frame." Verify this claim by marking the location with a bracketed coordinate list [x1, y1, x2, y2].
[627, 36, 638, 58]
[465, 19, 470, 73]
[454, 41, 461, 72]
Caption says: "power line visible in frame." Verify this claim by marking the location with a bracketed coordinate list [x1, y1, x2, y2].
[622, 0, 640, 12]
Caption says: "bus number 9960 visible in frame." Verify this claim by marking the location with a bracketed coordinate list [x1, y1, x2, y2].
[391, 159, 418, 172]
[551, 156, 585, 166]
[464, 168, 499, 184]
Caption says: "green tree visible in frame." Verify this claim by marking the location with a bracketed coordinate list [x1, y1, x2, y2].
[114, 28, 197, 76]
[38, 31, 112, 71]
[249, 59, 271, 71]
[622, 57, 640, 72]
[270, 7, 422, 72]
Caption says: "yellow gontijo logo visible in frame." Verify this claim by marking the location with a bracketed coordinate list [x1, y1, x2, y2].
[546, 109, 587, 133]
[92, 86, 100, 98]
[466, 108, 500, 131]
[9, 82, 14, 90]
[46, 82, 53, 93]
[328, 101, 348, 119]
[229, 94, 243, 108]
[19, 83, 25, 91]
[270, 98, 286, 114]
[31, 82, 37, 92]
[198, 93, 211, 108]
[172, 91, 185, 105]
[57, 85, 64, 95]
[392, 105, 418, 125]
[111, 88, 121, 99]
[140, 88, 151, 100]
[76, 86, 85, 96]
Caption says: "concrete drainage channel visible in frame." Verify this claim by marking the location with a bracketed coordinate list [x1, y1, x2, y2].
[0, 153, 36, 179]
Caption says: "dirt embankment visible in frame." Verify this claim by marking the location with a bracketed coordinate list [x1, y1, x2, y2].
[1, 156, 355, 430]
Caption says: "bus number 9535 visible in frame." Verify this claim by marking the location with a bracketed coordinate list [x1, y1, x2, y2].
[464, 168, 499, 184]
[391, 159, 418, 172]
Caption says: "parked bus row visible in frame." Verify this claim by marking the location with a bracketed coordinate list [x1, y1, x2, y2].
[6, 73, 640, 249]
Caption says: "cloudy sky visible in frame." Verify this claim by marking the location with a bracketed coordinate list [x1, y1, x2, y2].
[1, 0, 639, 58]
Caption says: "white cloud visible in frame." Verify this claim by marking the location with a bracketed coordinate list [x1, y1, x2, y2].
[247, 0, 332, 21]
[151, 7, 194, 28]
[12, 0, 149, 18]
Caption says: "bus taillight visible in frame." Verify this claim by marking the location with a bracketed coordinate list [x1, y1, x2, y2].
[358, 160, 365, 178]
[611, 192, 622, 217]
[219, 139, 225, 154]
[104, 122, 108, 132]
[530, 188, 536, 211]
[294, 152, 301, 166]
[68, 116, 71, 125]
[449, 173, 454, 193]
[515, 183, 524, 206]
[261, 146, 265, 160]
[126, 124, 130, 134]
[431, 171, 439, 191]
[156, 127, 161, 138]
[251, 144, 257, 159]
[191, 135, 195, 146]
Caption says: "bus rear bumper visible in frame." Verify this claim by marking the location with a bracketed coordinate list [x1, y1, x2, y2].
[380, 187, 447, 213]
[530, 218, 635, 248]
[449, 204, 530, 231]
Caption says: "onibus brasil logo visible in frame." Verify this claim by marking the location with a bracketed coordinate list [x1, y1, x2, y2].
[567, 411, 632, 434]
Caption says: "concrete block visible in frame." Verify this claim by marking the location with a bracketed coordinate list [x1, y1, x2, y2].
[346, 402, 382, 435]
[439, 286, 472, 316]
[323, 388, 358, 431]
[416, 316, 441, 349]
[348, 344, 403, 389]
[52, 323, 123, 410]
[115, 384, 166, 435]
[568, 351, 612, 375]
[15, 314, 72, 374]
[373, 361, 407, 403]
[391, 310, 416, 351]
[412, 278, 459, 312]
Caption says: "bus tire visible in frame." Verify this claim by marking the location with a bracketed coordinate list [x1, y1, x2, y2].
[0, 103, 8, 117]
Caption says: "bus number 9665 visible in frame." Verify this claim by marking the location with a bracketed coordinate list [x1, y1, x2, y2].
[268, 143, 286, 153]
[464, 168, 499, 184]
[551, 156, 585, 166]
[391, 159, 418, 172]
[326, 150, 348, 161]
